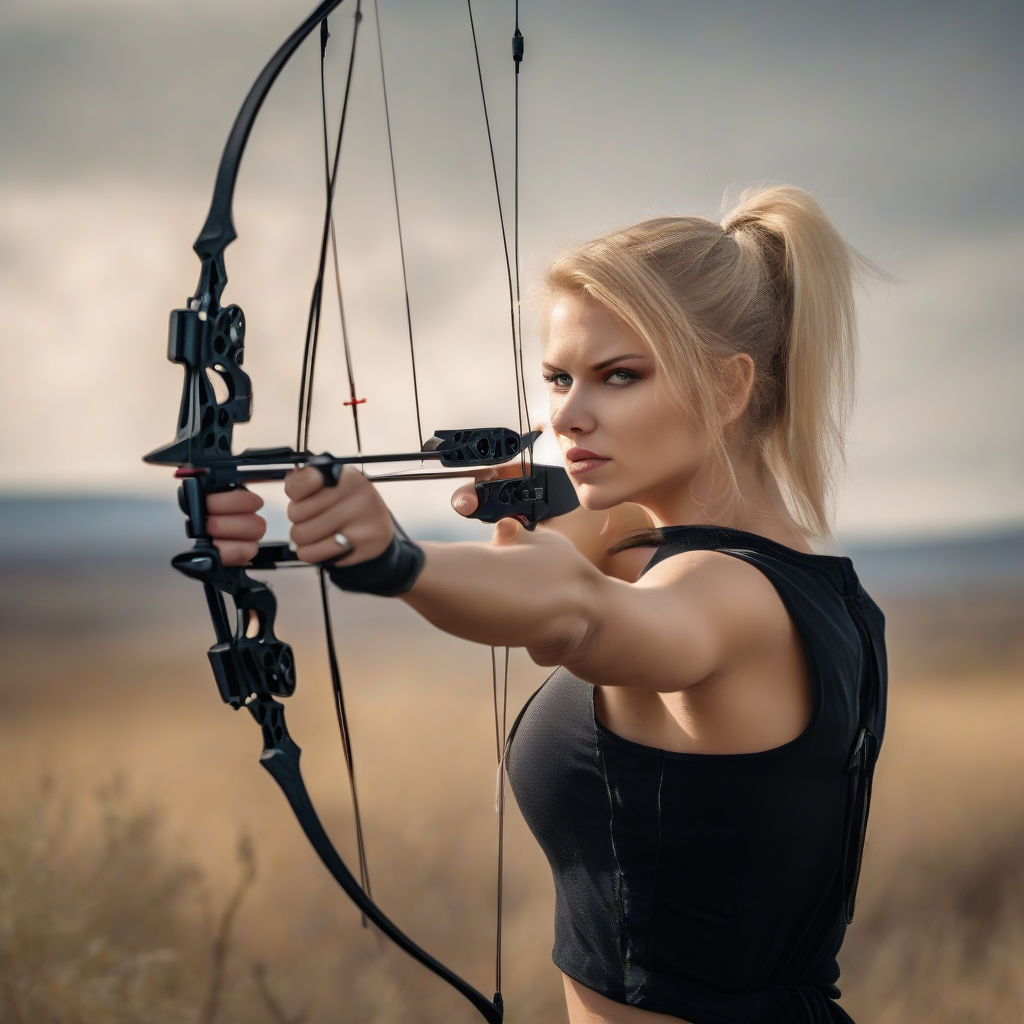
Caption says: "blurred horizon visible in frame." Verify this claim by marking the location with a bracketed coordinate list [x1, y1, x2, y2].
[3, 491, 1024, 584]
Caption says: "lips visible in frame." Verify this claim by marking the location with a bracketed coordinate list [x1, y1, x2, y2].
[565, 446, 611, 476]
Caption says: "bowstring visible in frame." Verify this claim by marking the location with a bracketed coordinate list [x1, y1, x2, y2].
[513, 2, 530, 455]
[491, 645, 510, 996]
[373, 0, 424, 449]
[311, 7, 373, 921]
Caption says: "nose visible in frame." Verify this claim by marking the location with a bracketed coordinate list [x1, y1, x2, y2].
[550, 381, 597, 437]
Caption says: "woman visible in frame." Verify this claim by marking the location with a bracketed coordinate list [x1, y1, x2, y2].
[208, 185, 886, 1024]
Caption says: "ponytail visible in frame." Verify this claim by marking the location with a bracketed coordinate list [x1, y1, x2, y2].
[547, 184, 868, 537]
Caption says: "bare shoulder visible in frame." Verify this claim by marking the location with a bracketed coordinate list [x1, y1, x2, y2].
[636, 547, 793, 649]
[558, 538, 801, 694]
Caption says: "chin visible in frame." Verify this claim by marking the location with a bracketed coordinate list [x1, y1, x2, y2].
[575, 481, 630, 512]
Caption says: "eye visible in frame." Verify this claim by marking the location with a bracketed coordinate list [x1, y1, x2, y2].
[543, 371, 573, 391]
[605, 368, 641, 387]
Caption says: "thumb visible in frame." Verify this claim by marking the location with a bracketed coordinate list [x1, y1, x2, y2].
[492, 517, 523, 547]
[451, 482, 479, 517]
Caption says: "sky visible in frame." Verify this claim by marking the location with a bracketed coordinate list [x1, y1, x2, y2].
[0, 0, 1021, 539]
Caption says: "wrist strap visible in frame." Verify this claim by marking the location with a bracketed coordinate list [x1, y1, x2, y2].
[326, 533, 425, 597]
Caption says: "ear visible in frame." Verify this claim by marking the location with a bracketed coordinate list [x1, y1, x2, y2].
[720, 353, 756, 426]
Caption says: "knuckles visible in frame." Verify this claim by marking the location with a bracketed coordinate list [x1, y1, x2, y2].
[284, 466, 326, 501]
[212, 539, 260, 567]
[205, 512, 267, 542]
[206, 487, 264, 514]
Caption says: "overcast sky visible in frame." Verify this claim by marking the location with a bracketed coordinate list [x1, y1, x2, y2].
[0, 0, 1021, 539]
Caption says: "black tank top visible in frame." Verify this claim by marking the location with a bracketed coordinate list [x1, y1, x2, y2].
[506, 526, 886, 1024]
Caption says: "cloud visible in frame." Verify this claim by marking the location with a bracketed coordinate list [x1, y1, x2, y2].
[0, 0, 1021, 536]
[841, 228, 1024, 535]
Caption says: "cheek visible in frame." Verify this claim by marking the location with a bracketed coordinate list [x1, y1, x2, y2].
[618, 394, 702, 466]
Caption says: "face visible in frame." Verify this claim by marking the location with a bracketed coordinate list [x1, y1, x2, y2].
[543, 292, 707, 521]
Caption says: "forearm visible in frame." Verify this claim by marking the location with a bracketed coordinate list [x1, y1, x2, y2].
[402, 539, 602, 660]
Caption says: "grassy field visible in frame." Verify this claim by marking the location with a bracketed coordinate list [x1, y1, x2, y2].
[0, 556, 1022, 1023]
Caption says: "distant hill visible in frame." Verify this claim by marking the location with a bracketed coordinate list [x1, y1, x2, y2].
[845, 528, 1024, 597]
[0, 495, 188, 560]
[1, 494, 1022, 597]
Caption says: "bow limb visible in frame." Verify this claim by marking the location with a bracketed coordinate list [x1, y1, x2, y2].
[250, 695, 504, 1024]
[172, 513, 505, 1023]
[193, 0, 351, 313]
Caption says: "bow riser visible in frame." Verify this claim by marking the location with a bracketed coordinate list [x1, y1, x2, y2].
[146, 305, 251, 468]
[172, 472, 296, 708]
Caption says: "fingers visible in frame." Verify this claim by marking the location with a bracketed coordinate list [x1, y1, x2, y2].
[288, 481, 384, 548]
[451, 482, 479, 516]
[213, 539, 260, 567]
[451, 466, 515, 517]
[284, 465, 329, 502]
[286, 465, 393, 566]
[205, 488, 267, 567]
[206, 511, 267, 542]
[285, 466, 367, 521]
[206, 488, 264, 515]
[492, 517, 523, 547]
[292, 518, 391, 566]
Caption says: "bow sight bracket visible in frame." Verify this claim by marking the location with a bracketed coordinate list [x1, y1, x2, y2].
[145, 303, 251, 468]
[473, 464, 579, 530]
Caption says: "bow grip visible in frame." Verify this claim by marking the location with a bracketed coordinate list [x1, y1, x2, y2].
[176, 468, 249, 540]
[470, 465, 579, 530]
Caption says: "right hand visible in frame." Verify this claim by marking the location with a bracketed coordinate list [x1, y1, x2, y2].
[285, 466, 394, 567]
[206, 488, 267, 566]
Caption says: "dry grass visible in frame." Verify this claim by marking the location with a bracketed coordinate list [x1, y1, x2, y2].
[0, 559, 1022, 1023]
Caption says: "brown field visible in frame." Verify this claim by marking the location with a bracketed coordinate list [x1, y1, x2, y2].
[1, 559, 1022, 1023]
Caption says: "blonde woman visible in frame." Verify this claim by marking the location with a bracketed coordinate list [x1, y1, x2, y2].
[208, 185, 886, 1024]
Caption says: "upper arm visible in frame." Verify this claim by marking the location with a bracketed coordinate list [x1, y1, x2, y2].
[545, 550, 790, 693]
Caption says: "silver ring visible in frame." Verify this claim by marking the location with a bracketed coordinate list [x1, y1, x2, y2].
[333, 532, 353, 555]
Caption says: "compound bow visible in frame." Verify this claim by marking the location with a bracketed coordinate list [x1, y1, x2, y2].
[144, 2, 576, 1020]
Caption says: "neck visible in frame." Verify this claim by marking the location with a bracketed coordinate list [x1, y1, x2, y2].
[639, 448, 814, 553]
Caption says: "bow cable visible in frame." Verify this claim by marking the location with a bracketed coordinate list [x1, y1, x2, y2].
[373, 0, 424, 449]
[322, 18, 366, 454]
[319, 566, 374, 920]
[513, 2, 528, 446]
[297, 0, 364, 454]
[466, 0, 531, 477]
[316, 12, 373, 922]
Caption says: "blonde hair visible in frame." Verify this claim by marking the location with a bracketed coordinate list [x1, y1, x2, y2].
[547, 185, 865, 538]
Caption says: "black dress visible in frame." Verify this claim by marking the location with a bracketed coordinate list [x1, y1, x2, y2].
[506, 526, 886, 1024]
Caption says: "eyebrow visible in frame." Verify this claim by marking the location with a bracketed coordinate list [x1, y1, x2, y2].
[542, 353, 650, 373]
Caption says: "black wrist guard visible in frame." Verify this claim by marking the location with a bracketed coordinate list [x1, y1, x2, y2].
[326, 533, 425, 597]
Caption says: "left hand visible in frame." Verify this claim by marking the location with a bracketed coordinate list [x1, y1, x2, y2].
[285, 466, 394, 565]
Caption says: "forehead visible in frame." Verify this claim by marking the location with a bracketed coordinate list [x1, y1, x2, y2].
[546, 292, 646, 363]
